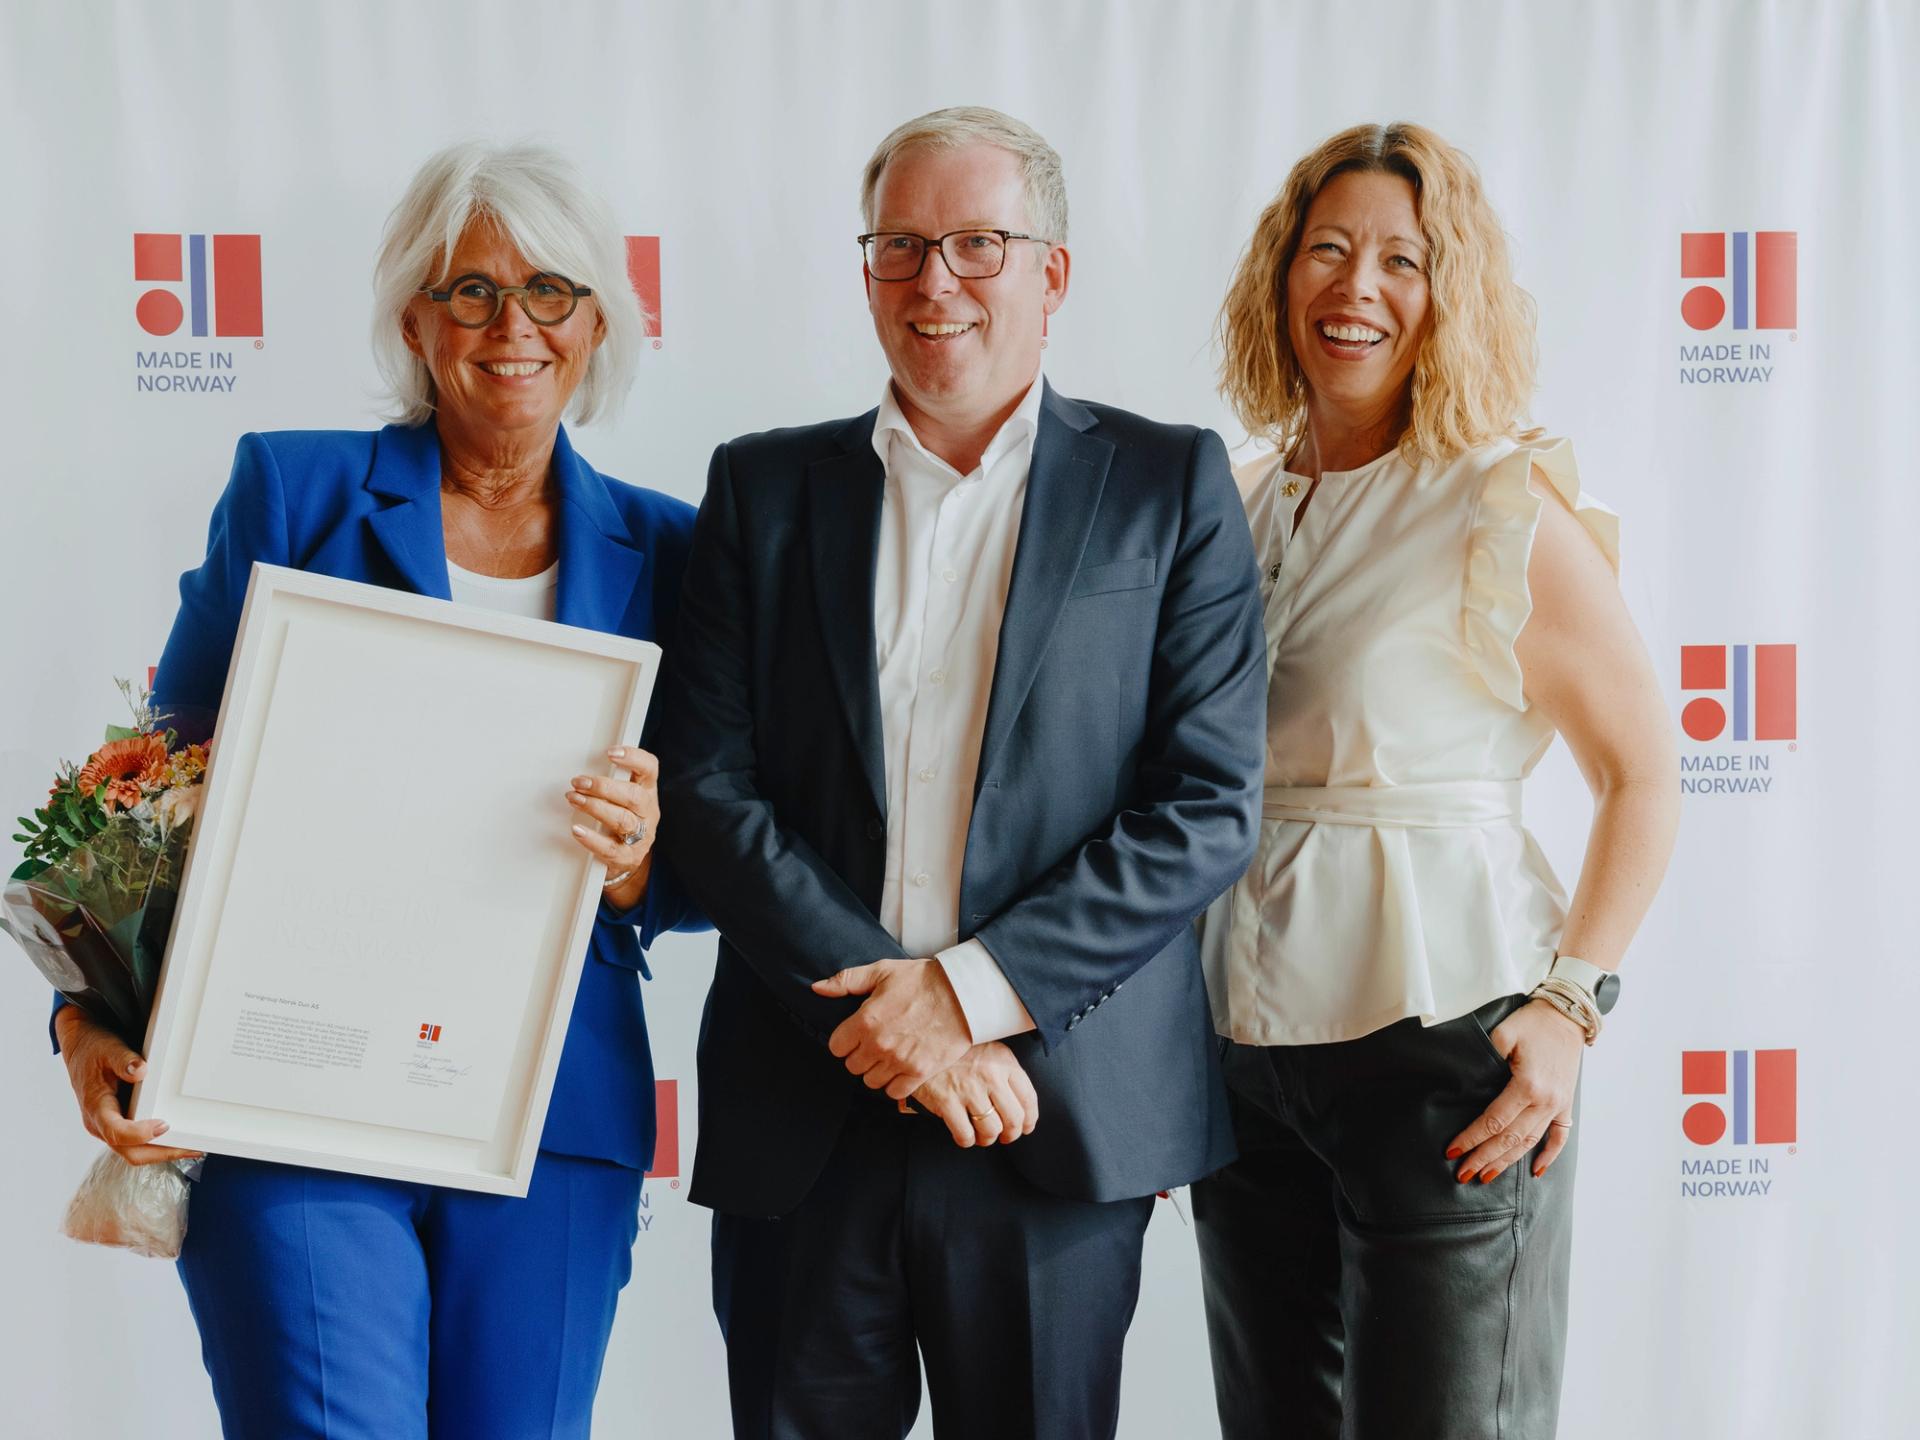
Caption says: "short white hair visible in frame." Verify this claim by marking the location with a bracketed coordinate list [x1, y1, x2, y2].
[372, 141, 643, 427]
[861, 106, 1069, 244]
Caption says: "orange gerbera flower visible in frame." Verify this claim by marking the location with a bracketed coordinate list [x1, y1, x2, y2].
[103, 779, 144, 812]
[75, 734, 169, 797]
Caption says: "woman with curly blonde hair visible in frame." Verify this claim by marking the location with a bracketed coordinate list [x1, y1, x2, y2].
[1192, 122, 1679, 1438]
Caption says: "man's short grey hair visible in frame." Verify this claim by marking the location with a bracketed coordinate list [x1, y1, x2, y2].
[372, 141, 644, 428]
[861, 107, 1069, 245]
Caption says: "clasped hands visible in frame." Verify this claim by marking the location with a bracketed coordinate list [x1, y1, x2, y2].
[813, 959, 1038, 1148]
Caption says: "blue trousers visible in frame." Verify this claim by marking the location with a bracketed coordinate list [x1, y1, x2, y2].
[176, 1150, 644, 1440]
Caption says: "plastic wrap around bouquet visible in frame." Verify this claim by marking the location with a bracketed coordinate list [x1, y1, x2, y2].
[2, 682, 209, 1257]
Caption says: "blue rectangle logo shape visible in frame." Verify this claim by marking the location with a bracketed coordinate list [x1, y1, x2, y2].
[189, 233, 208, 338]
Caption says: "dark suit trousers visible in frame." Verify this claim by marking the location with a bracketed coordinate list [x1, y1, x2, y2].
[712, 1101, 1154, 1440]
[1191, 995, 1577, 1440]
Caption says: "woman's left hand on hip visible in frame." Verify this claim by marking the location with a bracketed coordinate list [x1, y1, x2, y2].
[1446, 997, 1586, 1184]
[567, 745, 661, 910]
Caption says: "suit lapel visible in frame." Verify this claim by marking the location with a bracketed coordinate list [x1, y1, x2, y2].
[550, 426, 646, 633]
[807, 413, 889, 821]
[976, 384, 1114, 790]
[365, 423, 452, 599]
[363, 422, 646, 628]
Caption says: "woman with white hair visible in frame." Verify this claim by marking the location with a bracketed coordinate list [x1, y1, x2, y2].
[49, 141, 701, 1438]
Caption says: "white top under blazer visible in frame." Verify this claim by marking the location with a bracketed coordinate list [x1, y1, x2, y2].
[1203, 436, 1620, 1046]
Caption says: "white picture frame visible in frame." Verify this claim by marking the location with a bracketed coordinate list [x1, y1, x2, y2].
[132, 563, 660, 1196]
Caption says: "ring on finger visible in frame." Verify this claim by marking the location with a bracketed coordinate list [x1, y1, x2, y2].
[1548, 1118, 1573, 1130]
[620, 819, 648, 848]
[968, 1108, 997, 1123]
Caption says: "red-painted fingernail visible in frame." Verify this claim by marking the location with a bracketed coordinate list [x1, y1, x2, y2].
[1445, 1146, 1463, 1159]
[1457, 1168, 1473, 1183]
[1479, 1169, 1496, 1184]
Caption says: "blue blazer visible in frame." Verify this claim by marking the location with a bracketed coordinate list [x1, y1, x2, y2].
[146, 421, 704, 1171]
[660, 384, 1267, 1214]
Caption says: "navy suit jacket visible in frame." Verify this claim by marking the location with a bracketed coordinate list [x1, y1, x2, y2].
[659, 383, 1267, 1214]
[126, 421, 703, 1170]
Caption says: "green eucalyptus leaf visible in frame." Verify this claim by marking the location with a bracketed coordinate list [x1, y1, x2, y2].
[103, 724, 136, 742]
[54, 824, 81, 846]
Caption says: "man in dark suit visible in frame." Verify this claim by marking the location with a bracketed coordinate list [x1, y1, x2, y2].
[659, 106, 1266, 1440]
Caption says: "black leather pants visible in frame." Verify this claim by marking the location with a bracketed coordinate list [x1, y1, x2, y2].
[1192, 995, 1577, 1440]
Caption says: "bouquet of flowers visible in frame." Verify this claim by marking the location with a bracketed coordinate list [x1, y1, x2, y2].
[3, 681, 209, 1257]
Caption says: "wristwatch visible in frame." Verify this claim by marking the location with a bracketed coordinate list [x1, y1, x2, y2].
[1548, 954, 1620, 1015]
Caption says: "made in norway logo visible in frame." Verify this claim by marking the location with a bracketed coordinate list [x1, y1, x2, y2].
[638, 1078, 680, 1233]
[1679, 644, 1796, 795]
[416, 1022, 443, 1045]
[624, 236, 663, 348]
[1678, 230, 1796, 385]
[133, 232, 263, 393]
[1679, 1048, 1796, 1199]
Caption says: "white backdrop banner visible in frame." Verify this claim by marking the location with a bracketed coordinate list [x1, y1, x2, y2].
[2, 3, 1914, 1437]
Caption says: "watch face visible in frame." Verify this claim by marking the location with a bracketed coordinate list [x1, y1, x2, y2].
[1594, 972, 1621, 1015]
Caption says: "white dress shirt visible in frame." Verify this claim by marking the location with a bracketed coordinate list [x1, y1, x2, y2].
[872, 377, 1042, 1044]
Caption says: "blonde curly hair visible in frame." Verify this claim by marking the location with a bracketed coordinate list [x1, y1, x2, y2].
[1218, 122, 1537, 465]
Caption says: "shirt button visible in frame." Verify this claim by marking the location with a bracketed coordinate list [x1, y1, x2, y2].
[942, 568, 958, 584]
[917, 767, 936, 783]
[929, 668, 947, 685]
[911, 872, 930, 888]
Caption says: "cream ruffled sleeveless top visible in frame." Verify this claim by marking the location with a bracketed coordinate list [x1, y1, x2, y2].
[1202, 436, 1620, 1045]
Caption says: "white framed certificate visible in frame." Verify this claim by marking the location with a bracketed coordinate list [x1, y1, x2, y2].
[132, 563, 660, 1195]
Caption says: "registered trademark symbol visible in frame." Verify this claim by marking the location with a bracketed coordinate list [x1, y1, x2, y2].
[652, 339, 663, 350]
[1789, 1145, 1797, 1154]
[1789, 743, 1797, 751]
[1790, 332, 1798, 342]
[670, 1178, 681, 1189]
[254, 339, 264, 349]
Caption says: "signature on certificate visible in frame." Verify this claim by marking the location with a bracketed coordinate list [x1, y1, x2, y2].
[402, 1054, 475, 1090]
